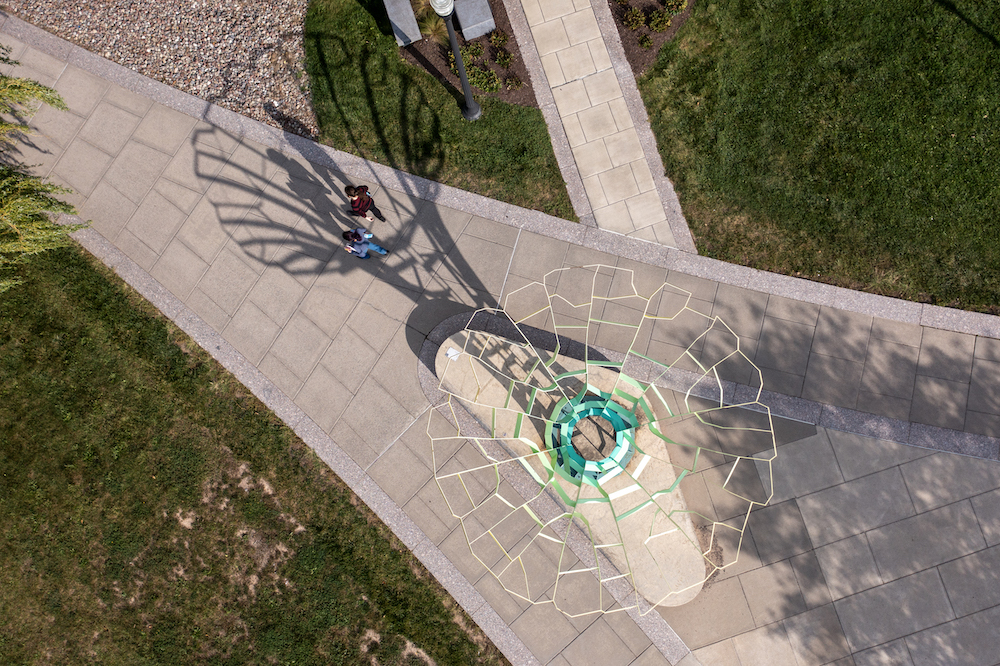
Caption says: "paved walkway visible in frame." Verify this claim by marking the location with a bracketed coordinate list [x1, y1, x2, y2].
[5, 9, 1000, 666]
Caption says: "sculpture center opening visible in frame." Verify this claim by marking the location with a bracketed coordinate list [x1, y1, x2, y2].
[572, 415, 616, 461]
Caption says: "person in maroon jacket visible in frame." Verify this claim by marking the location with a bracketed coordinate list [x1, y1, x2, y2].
[344, 185, 386, 223]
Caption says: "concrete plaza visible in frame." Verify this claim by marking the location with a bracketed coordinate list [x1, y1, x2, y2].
[4, 6, 1000, 665]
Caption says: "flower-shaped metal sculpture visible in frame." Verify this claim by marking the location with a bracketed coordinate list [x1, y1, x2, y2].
[429, 265, 776, 617]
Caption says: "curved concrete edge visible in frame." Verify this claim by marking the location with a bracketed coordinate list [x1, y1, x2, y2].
[588, 0, 698, 254]
[418, 311, 693, 665]
[499, 0, 597, 227]
[7, 9, 996, 340]
[67, 222, 542, 666]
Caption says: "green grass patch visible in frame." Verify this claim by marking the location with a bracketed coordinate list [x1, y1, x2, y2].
[0, 245, 507, 665]
[641, 0, 1000, 311]
[304, 0, 576, 220]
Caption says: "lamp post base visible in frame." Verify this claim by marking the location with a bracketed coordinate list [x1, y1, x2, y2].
[462, 100, 482, 121]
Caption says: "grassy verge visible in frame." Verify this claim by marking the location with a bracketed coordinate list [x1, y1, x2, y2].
[303, 0, 577, 221]
[640, 0, 1000, 312]
[0, 245, 507, 665]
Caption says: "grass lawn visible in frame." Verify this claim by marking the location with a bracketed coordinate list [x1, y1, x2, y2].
[640, 0, 1000, 311]
[303, 0, 576, 221]
[0, 245, 507, 665]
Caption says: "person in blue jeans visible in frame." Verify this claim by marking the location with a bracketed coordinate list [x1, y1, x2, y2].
[343, 228, 388, 259]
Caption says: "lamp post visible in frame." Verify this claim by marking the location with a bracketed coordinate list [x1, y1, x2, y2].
[430, 0, 481, 121]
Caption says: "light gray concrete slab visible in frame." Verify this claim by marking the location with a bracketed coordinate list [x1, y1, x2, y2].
[561, 617, 636, 666]
[76, 100, 139, 155]
[826, 429, 932, 481]
[731, 623, 799, 666]
[853, 638, 914, 666]
[835, 569, 955, 653]
[782, 603, 851, 666]
[938, 544, 1000, 618]
[860, 337, 920, 400]
[747, 500, 814, 565]
[815, 534, 883, 601]
[103, 140, 173, 204]
[51, 136, 113, 196]
[904, 604, 1000, 666]
[657, 577, 754, 650]
[149, 237, 209, 301]
[762, 430, 846, 502]
[917, 328, 975, 383]
[53, 63, 108, 116]
[971, 488, 1000, 547]
[867, 500, 985, 582]
[28, 100, 85, 147]
[797, 467, 915, 547]
[900, 452, 1000, 513]
[738, 559, 806, 625]
[909, 375, 969, 431]
[790, 551, 833, 609]
[78, 181, 136, 239]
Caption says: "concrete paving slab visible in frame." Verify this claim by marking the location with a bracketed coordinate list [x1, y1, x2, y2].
[53, 64, 108, 117]
[561, 617, 635, 666]
[860, 337, 919, 400]
[257, 351, 304, 399]
[369, 440, 433, 506]
[160, 139, 229, 194]
[918, 328, 975, 383]
[131, 102, 198, 155]
[510, 601, 582, 664]
[247, 263, 307, 327]
[739, 559, 806, 625]
[899, 452, 1000, 513]
[790, 551, 832, 609]
[113, 227, 159, 271]
[150, 238, 209, 301]
[826, 429, 931, 481]
[938, 544, 1000, 617]
[195, 247, 259, 315]
[657, 576, 755, 650]
[77, 100, 139, 155]
[747, 500, 814, 565]
[152, 177, 203, 215]
[51, 136, 113, 196]
[222, 299, 282, 365]
[853, 638, 914, 666]
[797, 467, 915, 547]
[811, 307, 872, 363]
[867, 500, 985, 582]
[909, 375, 969, 430]
[835, 569, 955, 653]
[754, 317, 815, 377]
[783, 603, 851, 666]
[731, 623, 799, 666]
[8, 45, 64, 85]
[28, 101, 84, 148]
[971, 488, 1000, 547]
[765, 294, 820, 326]
[103, 140, 172, 204]
[295, 363, 353, 434]
[904, 604, 1000, 666]
[692, 639, 740, 666]
[802, 353, 864, 408]
[759, 431, 843, 503]
[343, 377, 416, 455]
[968, 358, 1000, 416]
[815, 534, 883, 601]
[79, 180, 136, 239]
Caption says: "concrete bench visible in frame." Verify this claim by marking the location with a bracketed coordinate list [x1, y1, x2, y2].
[454, 0, 496, 40]
[383, 0, 422, 46]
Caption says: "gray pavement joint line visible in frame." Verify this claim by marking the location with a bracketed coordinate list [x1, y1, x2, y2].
[499, 0, 597, 227]
[496, 226, 522, 310]
[7, 11, 1000, 342]
[64, 221, 538, 666]
[588, 0, 697, 253]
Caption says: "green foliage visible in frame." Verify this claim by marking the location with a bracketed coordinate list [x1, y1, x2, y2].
[0, 246, 509, 665]
[504, 75, 523, 90]
[623, 7, 645, 30]
[494, 47, 513, 69]
[489, 29, 508, 48]
[466, 64, 502, 92]
[417, 12, 448, 46]
[0, 44, 83, 293]
[663, 0, 687, 13]
[460, 41, 485, 63]
[303, 0, 575, 220]
[640, 0, 1000, 311]
[638, 33, 653, 48]
[649, 8, 671, 32]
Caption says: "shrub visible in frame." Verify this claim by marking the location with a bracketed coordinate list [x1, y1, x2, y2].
[418, 13, 448, 46]
[489, 30, 508, 48]
[638, 33, 653, 48]
[466, 64, 501, 92]
[504, 75, 522, 90]
[494, 48, 513, 69]
[615, 0, 629, 6]
[460, 41, 484, 63]
[649, 8, 671, 32]
[663, 0, 687, 14]
[623, 7, 645, 30]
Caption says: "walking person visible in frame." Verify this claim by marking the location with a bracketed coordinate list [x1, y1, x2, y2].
[343, 228, 388, 259]
[345, 184, 386, 223]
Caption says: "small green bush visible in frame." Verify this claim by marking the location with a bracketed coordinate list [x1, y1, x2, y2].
[663, 0, 687, 14]
[494, 48, 513, 69]
[504, 75, 523, 90]
[460, 41, 484, 63]
[489, 30, 508, 47]
[649, 8, 671, 32]
[615, 0, 629, 6]
[623, 7, 645, 30]
[466, 64, 501, 92]
[638, 33, 653, 48]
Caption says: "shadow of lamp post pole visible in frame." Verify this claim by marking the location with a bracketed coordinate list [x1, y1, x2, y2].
[430, 0, 482, 121]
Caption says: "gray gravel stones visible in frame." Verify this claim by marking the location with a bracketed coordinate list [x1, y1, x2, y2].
[5, 0, 318, 138]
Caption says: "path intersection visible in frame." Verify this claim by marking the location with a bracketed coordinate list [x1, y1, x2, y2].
[5, 6, 1000, 665]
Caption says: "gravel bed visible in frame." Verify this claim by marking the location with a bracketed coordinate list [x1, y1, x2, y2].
[3, 0, 319, 138]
